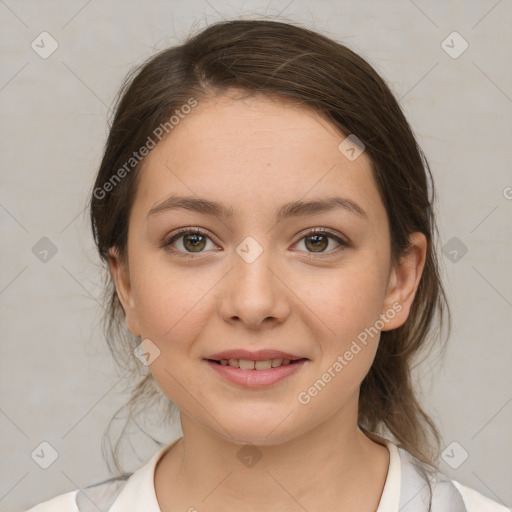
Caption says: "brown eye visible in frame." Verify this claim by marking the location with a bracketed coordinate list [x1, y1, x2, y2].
[294, 229, 347, 255]
[163, 228, 216, 257]
[304, 233, 329, 252]
[182, 233, 207, 252]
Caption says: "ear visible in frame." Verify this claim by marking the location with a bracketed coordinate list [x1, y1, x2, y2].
[380, 232, 427, 331]
[108, 247, 141, 337]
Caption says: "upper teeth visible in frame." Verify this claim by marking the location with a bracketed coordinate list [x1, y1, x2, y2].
[219, 358, 292, 370]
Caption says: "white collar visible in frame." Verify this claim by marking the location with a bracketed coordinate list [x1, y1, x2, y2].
[377, 439, 401, 511]
[109, 437, 401, 511]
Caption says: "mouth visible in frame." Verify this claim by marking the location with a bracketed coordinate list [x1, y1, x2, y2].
[206, 357, 307, 370]
[203, 349, 309, 387]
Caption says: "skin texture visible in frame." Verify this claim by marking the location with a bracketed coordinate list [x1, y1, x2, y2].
[109, 89, 427, 511]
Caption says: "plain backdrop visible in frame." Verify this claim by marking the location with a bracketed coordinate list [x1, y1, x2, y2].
[1, 1, 511, 510]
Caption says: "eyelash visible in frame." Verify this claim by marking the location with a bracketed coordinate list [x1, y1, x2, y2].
[161, 227, 349, 259]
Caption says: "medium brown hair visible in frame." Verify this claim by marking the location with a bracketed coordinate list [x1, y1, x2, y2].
[90, 18, 450, 474]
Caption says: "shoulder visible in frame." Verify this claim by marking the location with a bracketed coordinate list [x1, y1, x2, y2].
[23, 440, 177, 512]
[396, 445, 508, 511]
[452, 480, 510, 512]
[24, 474, 131, 512]
[23, 490, 79, 511]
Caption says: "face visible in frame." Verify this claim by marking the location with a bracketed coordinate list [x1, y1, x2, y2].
[109, 89, 426, 445]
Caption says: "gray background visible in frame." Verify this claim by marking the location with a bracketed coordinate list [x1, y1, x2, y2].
[1, 1, 511, 510]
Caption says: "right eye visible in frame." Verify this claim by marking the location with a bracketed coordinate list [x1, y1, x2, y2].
[162, 228, 218, 258]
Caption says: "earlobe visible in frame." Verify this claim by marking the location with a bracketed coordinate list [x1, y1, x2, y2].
[381, 232, 427, 331]
[107, 247, 141, 337]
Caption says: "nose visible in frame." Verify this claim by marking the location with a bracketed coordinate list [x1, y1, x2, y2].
[218, 246, 290, 329]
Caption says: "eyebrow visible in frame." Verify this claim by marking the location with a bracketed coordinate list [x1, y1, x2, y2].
[147, 194, 367, 221]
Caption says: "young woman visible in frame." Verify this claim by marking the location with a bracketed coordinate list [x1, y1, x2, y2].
[26, 19, 508, 512]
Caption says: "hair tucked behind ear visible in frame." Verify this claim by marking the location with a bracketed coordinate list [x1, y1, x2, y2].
[89, 18, 451, 474]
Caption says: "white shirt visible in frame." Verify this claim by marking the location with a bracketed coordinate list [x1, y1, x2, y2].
[25, 438, 509, 511]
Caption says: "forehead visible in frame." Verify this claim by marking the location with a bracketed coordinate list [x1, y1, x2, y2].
[133, 91, 384, 224]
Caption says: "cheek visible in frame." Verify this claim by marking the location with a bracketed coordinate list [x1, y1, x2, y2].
[127, 244, 210, 341]
[295, 260, 388, 350]
[130, 260, 217, 411]
[290, 269, 386, 416]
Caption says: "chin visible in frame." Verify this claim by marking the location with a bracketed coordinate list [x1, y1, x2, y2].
[209, 408, 304, 447]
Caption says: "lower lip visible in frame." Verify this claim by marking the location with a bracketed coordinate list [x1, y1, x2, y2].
[205, 359, 308, 388]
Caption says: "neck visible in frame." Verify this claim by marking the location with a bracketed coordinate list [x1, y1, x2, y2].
[154, 398, 390, 511]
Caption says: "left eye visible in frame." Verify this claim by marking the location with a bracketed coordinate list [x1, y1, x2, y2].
[294, 230, 346, 254]
[162, 228, 346, 257]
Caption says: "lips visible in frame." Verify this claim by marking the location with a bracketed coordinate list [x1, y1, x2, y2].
[206, 349, 307, 371]
[204, 349, 309, 386]
[221, 358, 290, 369]
[206, 349, 305, 361]
[205, 356, 308, 387]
